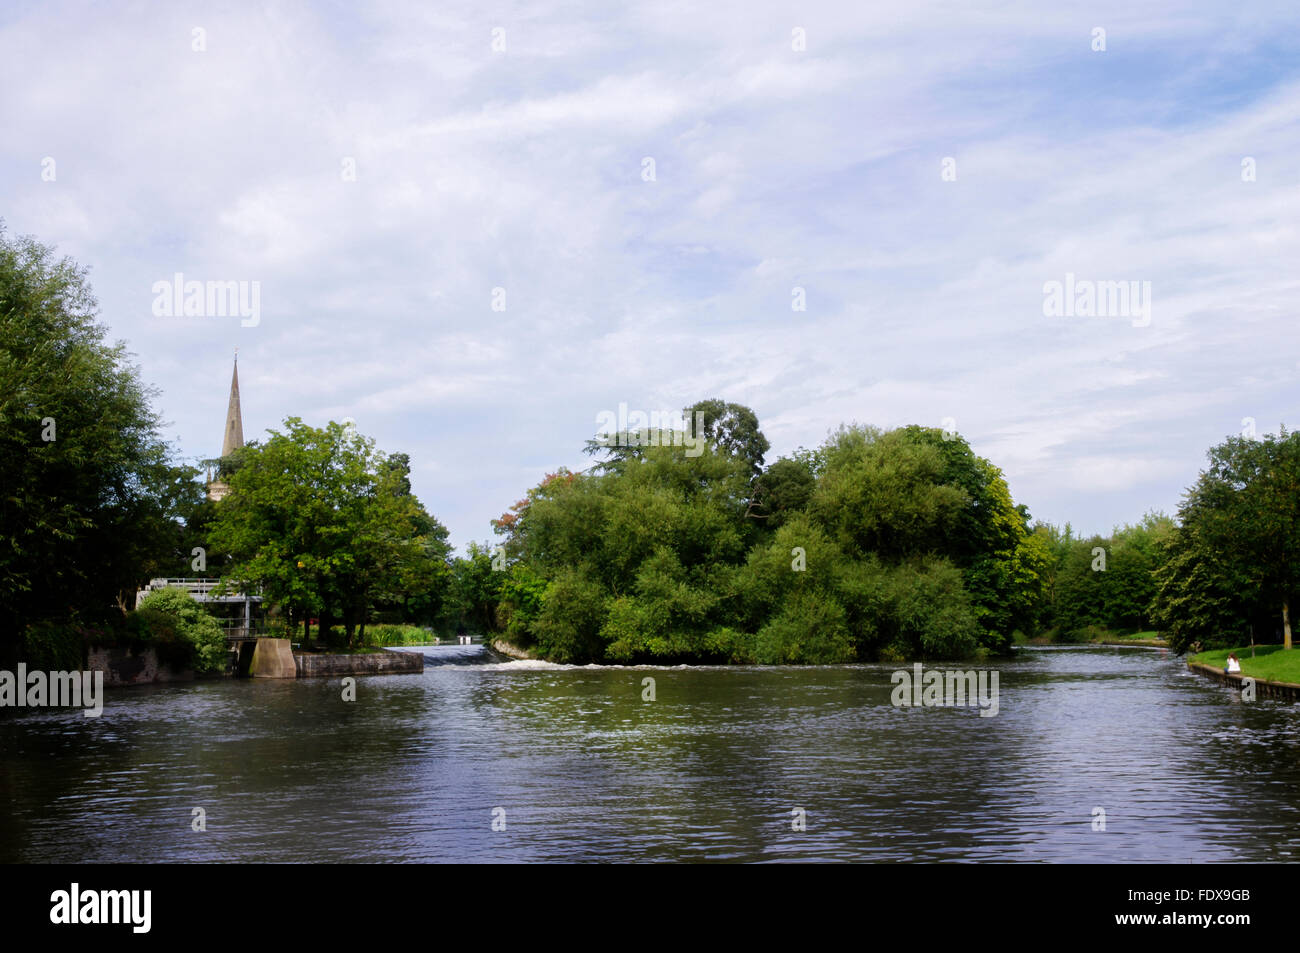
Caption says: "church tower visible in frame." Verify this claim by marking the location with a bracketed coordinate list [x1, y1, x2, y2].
[207, 353, 245, 502]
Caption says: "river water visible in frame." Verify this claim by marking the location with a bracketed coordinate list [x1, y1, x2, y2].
[1, 645, 1297, 862]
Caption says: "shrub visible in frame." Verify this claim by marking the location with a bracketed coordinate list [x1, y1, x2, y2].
[19, 621, 86, 670]
[495, 564, 547, 644]
[1064, 624, 1108, 644]
[131, 587, 229, 674]
[755, 592, 855, 664]
[364, 624, 431, 646]
[532, 569, 608, 663]
[884, 559, 983, 659]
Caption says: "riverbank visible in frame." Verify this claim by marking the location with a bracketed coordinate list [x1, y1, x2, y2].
[1186, 661, 1300, 700]
[491, 639, 536, 660]
[1015, 629, 1168, 648]
[1189, 644, 1300, 687]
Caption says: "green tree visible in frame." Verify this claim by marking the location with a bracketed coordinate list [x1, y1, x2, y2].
[811, 425, 969, 560]
[750, 456, 817, 528]
[497, 415, 1042, 663]
[0, 226, 189, 658]
[1152, 431, 1300, 652]
[684, 398, 771, 480]
[207, 418, 449, 645]
[131, 586, 228, 674]
[446, 541, 505, 635]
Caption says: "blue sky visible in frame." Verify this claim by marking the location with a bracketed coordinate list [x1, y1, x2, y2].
[2, 1, 1299, 551]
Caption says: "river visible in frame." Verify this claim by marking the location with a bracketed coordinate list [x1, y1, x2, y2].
[1, 645, 1297, 862]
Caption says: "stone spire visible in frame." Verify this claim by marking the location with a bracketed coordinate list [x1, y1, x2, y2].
[208, 353, 244, 502]
[221, 354, 244, 458]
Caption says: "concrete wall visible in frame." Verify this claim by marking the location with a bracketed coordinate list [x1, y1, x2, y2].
[88, 646, 194, 686]
[249, 638, 297, 678]
[1188, 661, 1300, 700]
[294, 650, 424, 677]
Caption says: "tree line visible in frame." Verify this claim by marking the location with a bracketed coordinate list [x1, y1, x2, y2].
[2, 227, 1296, 667]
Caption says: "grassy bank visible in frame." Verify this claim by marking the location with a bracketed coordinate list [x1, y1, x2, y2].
[1094, 630, 1166, 646]
[1015, 627, 1167, 646]
[1190, 644, 1300, 684]
[267, 622, 443, 652]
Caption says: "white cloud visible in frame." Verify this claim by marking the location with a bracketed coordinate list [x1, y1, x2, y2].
[3, 0, 1299, 545]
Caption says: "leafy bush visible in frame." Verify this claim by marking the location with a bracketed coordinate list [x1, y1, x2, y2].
[755, 591, 855, 664]
[1063, 624, 1108, 644]
[495, 564, 548, 644]
[884, 559, 983, 659]
[532, 568, 608, 663]
[364, 623, 432, 646]
[131, 587, 229, 674]
[19, 621, 87, 670]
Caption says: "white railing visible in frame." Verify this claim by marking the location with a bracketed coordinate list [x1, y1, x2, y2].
[136, 578, 262, 608]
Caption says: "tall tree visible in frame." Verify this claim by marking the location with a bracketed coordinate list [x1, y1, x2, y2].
[1162, 430, 1300, 649]
[206, 418, 449, 644]
[0, 226, 185, 655]
[684, 398, 770, 480]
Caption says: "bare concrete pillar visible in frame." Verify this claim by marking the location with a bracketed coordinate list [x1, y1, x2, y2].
[249, 638, 297, 678]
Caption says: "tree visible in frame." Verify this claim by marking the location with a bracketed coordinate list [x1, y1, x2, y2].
[206, 417, 449, 645]
[447, 541, 505, 635]
[750, 456, 817, 528]
[495, 414, 1041, 663]
[1153, 431, 1300, 651]
[496, 442, 752, 663]
[889, 426, 1049, 642]
[684, 398, 770, 480]
[810, 425, 969, 561]
[1150, 517, 1254, 653]
[0, 226, 187, 658]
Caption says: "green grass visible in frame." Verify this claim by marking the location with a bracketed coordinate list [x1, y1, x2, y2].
[1100, 630, 1164, 642]
[1023, 627, 1167, 645]
[1191, 644, 1300, 683]
[362, 623, 438, 647]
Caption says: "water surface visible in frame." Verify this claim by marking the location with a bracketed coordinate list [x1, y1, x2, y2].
[1, 645, 1296, 862]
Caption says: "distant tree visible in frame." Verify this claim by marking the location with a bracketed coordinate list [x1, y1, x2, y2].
[447, 541, 504, 635]
[749, 456, 817, 528]
[684, 398, 770, 480]
[496, 416, 1043, 663]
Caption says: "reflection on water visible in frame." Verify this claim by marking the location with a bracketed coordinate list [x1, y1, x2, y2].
[1, 645, 1297, 862]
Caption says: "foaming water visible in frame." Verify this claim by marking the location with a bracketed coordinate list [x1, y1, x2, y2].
[2, 645, 1297, 862]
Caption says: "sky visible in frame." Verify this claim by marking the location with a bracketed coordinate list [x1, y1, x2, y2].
[2, 0, 1299, 552]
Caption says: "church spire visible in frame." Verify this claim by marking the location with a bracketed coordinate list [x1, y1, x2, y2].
[221, 351, 244, 458]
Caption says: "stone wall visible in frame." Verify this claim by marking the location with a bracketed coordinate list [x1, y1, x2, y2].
[88, 645, 194, 686]
[293, 650, 424, 677]
[491, 639, 535, 660]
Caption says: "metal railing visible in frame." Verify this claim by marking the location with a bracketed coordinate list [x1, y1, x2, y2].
[136, 577, 262, 608]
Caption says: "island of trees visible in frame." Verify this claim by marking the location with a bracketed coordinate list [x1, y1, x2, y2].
[3, 226, 1296, 672]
